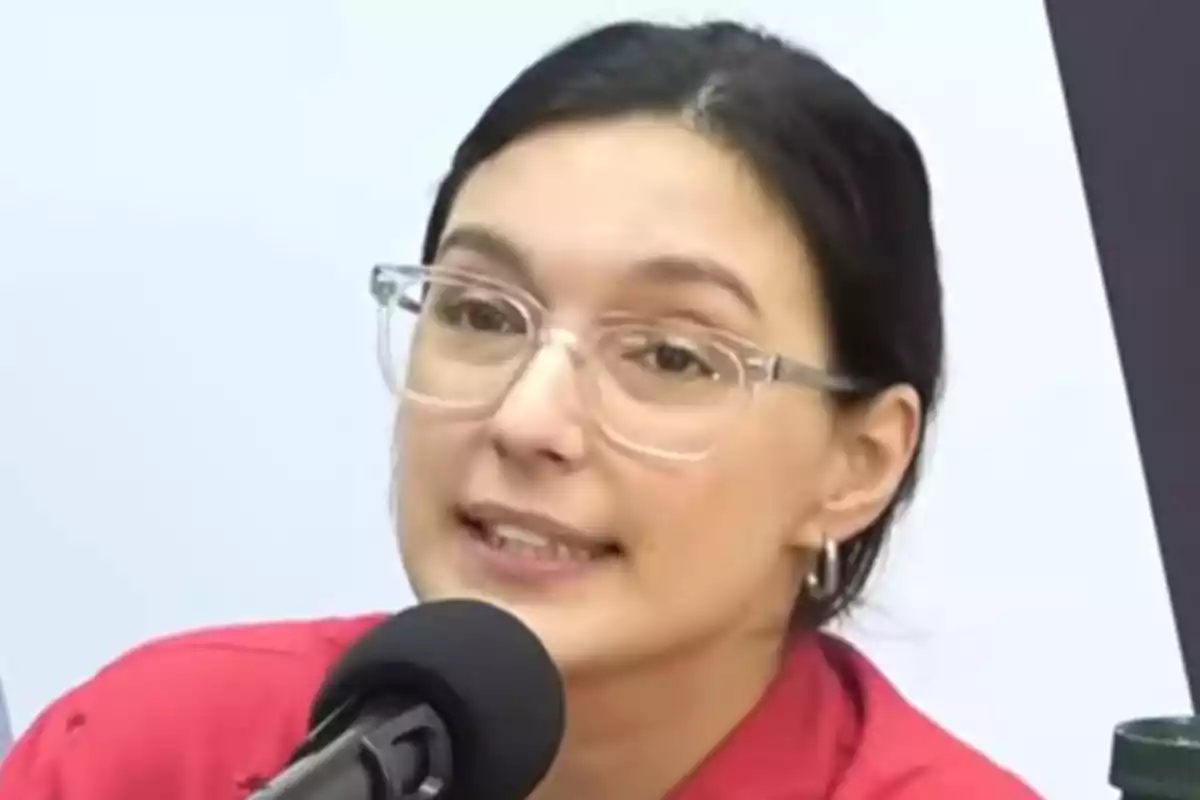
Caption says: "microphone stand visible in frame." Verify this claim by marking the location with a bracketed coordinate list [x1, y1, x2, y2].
[249, 703, 454, 800]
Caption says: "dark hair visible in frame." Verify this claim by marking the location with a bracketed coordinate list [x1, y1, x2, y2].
[421, 20, 945, 627]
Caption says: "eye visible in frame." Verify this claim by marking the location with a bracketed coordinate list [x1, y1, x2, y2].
[625, 336, 717, 380]
[427, 286, 527, 336]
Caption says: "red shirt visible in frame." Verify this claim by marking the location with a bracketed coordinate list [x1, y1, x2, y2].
[0, 616, 1041, 799]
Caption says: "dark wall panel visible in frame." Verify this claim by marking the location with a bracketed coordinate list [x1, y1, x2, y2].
[1045, 0, 1200, 706]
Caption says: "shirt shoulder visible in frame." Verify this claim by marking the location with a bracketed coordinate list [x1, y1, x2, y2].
[0, 615, 384, 800]
[822, 637, 1043, 800]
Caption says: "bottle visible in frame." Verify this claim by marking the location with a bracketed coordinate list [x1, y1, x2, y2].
[1109, 716, 1200, 799]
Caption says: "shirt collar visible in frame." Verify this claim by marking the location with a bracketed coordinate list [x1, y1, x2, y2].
[668, 634, 860, 800]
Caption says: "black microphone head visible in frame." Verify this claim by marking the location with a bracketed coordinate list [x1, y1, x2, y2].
[309, 599, 565, 800]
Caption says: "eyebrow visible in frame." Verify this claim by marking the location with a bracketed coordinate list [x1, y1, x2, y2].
[630, 256, 762, 316]
[435, 223, 762, 316]
[435, 226, 529, 275]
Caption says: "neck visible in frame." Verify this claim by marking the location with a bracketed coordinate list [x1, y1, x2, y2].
[530, 626, 786, 800]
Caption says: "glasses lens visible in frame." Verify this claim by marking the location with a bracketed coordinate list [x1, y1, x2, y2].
[592, 325, 747, 458]
[373, 266, 751, 460]
[382, 270, 535, 409]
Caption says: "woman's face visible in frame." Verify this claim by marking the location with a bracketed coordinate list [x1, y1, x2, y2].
[394, 116, 907, 676]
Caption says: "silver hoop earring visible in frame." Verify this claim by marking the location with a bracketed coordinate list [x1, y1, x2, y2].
[805, 536, 840, 601]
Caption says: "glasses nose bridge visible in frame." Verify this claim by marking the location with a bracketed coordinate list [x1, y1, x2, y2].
[490, 324, 591, 425]
[510, 324, 590, 394]
[536, 325, 585, 363]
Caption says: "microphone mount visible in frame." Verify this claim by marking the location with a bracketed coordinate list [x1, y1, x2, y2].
[249, 702, 453, 800]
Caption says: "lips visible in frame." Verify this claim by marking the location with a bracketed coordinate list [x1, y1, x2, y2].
[455, 504, 621, 565]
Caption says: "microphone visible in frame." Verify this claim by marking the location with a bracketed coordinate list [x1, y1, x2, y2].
[249, 599, 565, 800]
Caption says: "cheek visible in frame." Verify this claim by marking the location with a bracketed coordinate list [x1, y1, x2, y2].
[752, 397, 839, 501]
[623, 409, 833, 591]
[395, 411, 476, 534]
[398, 406, 473, 472]
[618, 467, 783, 597]
[616, 468, 795, 638]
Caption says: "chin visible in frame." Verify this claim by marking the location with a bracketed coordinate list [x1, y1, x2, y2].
[409, 574, 628, 675]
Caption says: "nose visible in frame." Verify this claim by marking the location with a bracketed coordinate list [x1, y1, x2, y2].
[486, 331, 588, 469]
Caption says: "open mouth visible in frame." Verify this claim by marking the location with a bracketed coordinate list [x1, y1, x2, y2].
[456, 508, 623, 564]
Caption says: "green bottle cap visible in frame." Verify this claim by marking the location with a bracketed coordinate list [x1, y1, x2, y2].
[1110, 716, 1200, 799]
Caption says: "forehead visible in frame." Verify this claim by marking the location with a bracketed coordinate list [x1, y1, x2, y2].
[442, 116, 828, 339]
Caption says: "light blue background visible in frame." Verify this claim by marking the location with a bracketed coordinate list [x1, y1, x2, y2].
[0, 2, 1190, 796]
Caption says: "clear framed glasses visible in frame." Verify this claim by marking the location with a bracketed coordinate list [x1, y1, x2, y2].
[369, 264, 870, 461]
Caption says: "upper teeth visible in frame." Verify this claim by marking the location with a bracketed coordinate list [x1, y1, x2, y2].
[493, 525, 552, 548]
[489, 524, 591, 561]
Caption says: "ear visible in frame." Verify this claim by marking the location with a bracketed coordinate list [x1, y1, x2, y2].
[802, 384, 923, 548]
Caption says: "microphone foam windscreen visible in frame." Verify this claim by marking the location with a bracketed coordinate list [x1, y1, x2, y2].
[309, 599, 565, 800]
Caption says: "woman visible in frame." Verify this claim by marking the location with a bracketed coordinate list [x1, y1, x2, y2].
[0, 19, 1041, 800]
